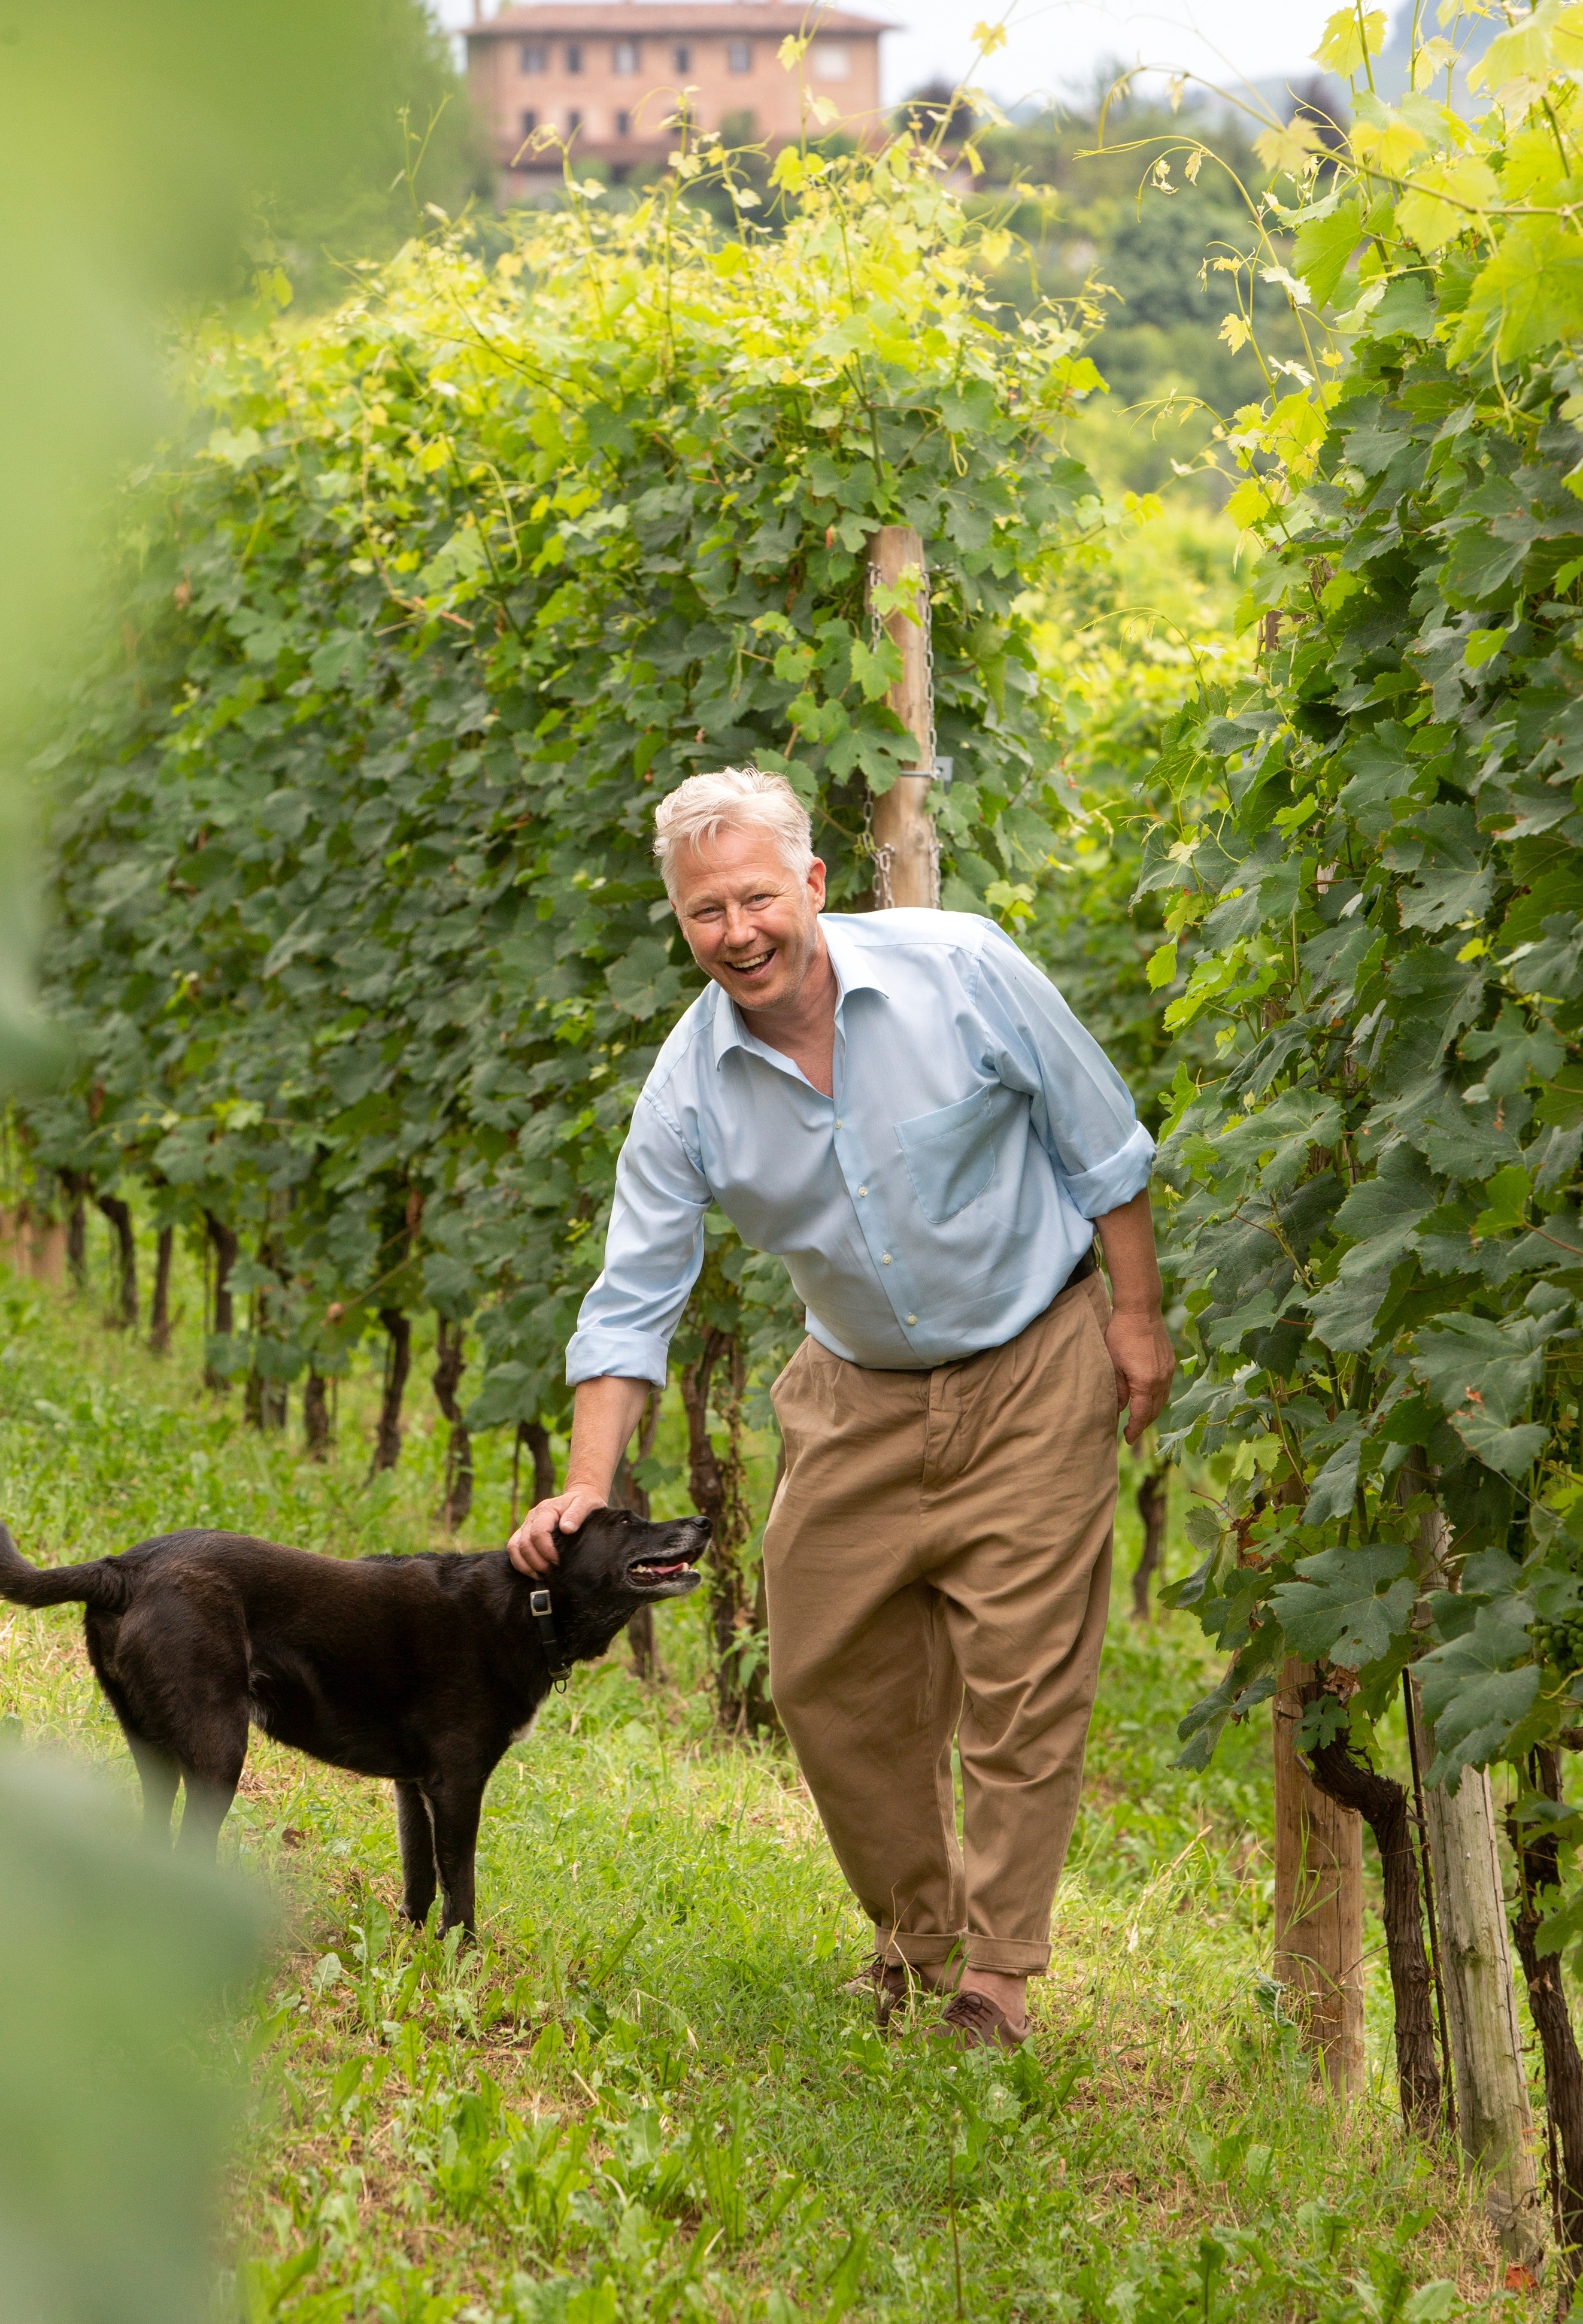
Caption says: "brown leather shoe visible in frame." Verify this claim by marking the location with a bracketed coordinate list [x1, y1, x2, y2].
[842, 1955, 911, 2026]
[933, 1989, 1027, 2051]
[843, 1954, 951, 2028]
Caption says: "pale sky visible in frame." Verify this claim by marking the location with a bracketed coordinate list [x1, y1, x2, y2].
[436, 0, 1345, 113]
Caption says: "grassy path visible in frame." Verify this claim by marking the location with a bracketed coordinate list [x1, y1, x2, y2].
[0, 1262, 1518, 2321]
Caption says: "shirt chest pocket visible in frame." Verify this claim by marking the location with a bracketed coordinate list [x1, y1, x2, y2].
[894, 1085, 1017, 1227]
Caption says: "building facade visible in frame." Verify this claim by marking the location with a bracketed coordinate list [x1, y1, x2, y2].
[466, 2, 893, 194]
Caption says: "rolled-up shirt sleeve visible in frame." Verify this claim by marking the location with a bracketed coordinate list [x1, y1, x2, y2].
[564, 1094, 710, 1388]
[975, 924, 1155, 1219]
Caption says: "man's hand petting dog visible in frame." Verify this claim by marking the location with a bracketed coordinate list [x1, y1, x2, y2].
[508, 1487, 608, 1576]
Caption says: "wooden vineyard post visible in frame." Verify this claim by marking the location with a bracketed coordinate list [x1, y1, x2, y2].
[1418, 1709, 1545, 2265]
[1407, 1495, 1545, 2265]
[863, 525, 940, 909]
[1272, 1659, 1365, 2096]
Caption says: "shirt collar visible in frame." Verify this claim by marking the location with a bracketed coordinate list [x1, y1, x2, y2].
[709, 914, 889, 1069]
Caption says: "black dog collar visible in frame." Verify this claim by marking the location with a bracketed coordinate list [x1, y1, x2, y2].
[528, 1587, 570, 1691]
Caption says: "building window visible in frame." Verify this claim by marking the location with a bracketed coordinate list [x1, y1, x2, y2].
[519, 42, 546, 72]
[567, 107, 584, 132]
[672, 42, 690, 69]
[565, 42, 582, 72]
[615, 107, 631, 135]
[520, 108, 537, 136]
[612, 38, 638, 73]
[727, 38, 752, 72]
[811, 40, 851, 79]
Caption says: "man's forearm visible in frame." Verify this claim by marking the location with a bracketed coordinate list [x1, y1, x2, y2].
[1093, 1188, 1164, 1313]
[565, 1375, 653, 1499]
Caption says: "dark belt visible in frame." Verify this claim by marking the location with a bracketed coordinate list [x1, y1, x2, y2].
[1060, 1243, 1098, 1296]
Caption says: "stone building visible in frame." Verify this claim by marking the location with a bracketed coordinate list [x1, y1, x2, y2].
[465, 2, 894, 194]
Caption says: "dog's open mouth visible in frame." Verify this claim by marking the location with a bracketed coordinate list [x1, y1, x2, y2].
[626, 1552, 703, 1595]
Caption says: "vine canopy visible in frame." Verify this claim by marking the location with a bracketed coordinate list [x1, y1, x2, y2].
[1147, 1, 1583, 1917]
[28, 141, 1109, 1432]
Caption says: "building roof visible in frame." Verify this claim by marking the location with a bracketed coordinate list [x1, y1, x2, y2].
[470, 3, 894, 38]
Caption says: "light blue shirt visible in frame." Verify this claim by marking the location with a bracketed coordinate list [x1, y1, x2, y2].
[566, 909, 1154, 1385]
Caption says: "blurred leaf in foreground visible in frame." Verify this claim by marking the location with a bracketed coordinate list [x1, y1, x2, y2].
[0, 0, 476, 1091]
[0, 1749, 264, 2324]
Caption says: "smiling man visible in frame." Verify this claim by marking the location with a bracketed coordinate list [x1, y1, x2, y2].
[509, 766, 1173, 2049]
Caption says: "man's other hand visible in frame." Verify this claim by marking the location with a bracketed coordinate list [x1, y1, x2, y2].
[508, 1488, 607, 1577]
[1105, 1309, 1175, 1446]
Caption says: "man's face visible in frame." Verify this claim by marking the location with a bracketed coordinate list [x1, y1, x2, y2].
[669, 826, 827, 1013]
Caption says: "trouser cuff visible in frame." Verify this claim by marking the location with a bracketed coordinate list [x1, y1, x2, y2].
[963, 1936, 1051, 1976]
[874, 1928, 1052, 1977]
[874, 1926, 966, 1973]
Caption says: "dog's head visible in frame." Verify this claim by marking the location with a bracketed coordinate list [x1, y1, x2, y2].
[548, 1506, 709, 1632]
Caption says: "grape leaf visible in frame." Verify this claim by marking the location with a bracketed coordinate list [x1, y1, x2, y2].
[1269, 1543, 1416, 1670]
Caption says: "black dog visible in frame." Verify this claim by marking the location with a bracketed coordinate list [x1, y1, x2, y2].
[0, 1511, 707, 1934]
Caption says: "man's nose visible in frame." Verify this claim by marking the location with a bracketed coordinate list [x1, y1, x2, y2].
[721, 905, 757, 948]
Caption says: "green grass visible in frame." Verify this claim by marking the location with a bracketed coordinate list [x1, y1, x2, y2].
[0, 1251, 1525, 2323]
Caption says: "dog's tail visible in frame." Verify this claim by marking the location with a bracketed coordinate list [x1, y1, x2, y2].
[0, 1522, 128, 1612]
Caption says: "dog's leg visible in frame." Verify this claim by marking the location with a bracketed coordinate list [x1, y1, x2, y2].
[176, 1768, 244, 1857]
[395, 1779, 439, 1929]
[96, 1661, 179, 1846]
[424, 1778, 484, 1938]
[174, 1706, 248, 1861]
[126, 1733, 181, 1844]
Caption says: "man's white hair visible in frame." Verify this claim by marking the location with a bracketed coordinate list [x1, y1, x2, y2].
[653, 766, 814, 900]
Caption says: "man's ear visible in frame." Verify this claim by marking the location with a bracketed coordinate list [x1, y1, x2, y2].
[808, 855, 828, 908]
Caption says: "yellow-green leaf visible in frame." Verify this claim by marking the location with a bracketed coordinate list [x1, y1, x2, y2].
[1396, 155, 1500, 253]
[1471, 1164, 1531, 1239]
[1314, 5, 1385, 77]
[1449, 216, 1583, 365]
[1294, 199, 1364, 306]
[1350, 108, 1428, 175]
[1226, 477, 1273, 529]
[1464, 626, 1507, 669]
[1254, 116, 1324, 178]
[1469, 0, 1576, 89]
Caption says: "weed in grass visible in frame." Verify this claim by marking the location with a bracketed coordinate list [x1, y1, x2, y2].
[0, 1255, 1536, 2320]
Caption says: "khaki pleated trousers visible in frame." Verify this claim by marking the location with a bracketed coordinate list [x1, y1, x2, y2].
[763, 1270, 1118, 1977]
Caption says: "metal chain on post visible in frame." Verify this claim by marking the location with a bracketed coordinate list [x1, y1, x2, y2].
[863, 560, 896, 907]
[915, 564, 942, 903]
[862, 791, 897, 910]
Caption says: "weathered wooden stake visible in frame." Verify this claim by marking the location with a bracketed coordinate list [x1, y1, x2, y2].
[1409, 1497, 1545, 2263]
[1272, 1658, 1366, 2096]
[1420, 1731, 1545, 2265]
[863, 524, 938, 909]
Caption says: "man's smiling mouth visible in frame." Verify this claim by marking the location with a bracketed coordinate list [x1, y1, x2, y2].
[725, 950, 775, 975]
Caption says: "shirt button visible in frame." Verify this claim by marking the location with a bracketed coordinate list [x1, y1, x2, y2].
[906, 1313, 917, 1325]
[857, 1185, 867, 1197]
[835, 1117, 843, 1127]
[881, 1253, 891, 1264]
